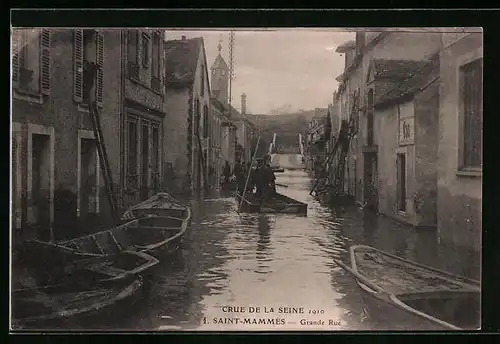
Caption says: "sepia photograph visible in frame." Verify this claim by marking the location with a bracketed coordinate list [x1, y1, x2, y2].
[10, 26, 482, 332]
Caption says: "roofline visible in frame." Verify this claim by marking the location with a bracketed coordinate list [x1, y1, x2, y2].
[335, 40, 356, 53]
[337, 32, 390, 82]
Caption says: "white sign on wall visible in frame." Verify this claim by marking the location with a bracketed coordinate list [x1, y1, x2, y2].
[399, 117, 414, 146]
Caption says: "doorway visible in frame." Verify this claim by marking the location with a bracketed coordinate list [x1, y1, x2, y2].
[79, 138, 98, 219]
[141, 123, 150, 200]
[31, 134, 51, 238]
[397, 153, 406, 212]
[363, 152, 379, 211]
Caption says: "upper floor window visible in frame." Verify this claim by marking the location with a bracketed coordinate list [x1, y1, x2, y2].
[142, 33, 150, 69]
[127, 30, 139, 80]
[12, 29, 51, 97]
[203, 105, 209, 138]
[460, 57, 483, 170]
[73, 29, 104, 106]
[151, 32, 162, 92]
[200, 64, 205, 97]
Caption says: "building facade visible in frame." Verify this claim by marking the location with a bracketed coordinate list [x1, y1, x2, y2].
[11, 28, 125, 242]
[335, 31, 443, 207]
[372, 56, 440, 226]
[164, 36, 211, 195]
[123, 29, 166, 207]
[437, 31, 482, 251]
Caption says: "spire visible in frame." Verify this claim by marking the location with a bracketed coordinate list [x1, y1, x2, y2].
[218, 35, 222, 53]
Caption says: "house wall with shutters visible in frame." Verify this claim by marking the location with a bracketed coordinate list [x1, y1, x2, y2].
[122, 29, 166, 205]
[11, 29, 123, 239]
[437, 32, 482, 252]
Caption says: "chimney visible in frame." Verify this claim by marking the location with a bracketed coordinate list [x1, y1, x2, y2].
[241, 93, 247, 115]
[181, 35, 186, 40]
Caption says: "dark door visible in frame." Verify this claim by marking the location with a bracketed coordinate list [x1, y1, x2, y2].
[141, 124, 149, 200]
[397, 153, 406, 212]
[32, 134, 51, 239]
[363, 152, 379, 211]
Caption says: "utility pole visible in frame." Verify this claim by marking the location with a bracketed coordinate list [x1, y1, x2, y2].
[228, 31, 235, 110]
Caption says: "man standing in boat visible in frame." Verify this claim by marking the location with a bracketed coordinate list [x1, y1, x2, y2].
[223, 161, 231, 187]
[234, 160, 245, 194]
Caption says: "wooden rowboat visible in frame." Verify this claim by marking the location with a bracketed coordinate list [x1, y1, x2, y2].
[24, 213, 190, 262]
[11, 250, 158, 328]
[122, 192, 190, 221]
[334, 245, 480, 330]
[11, 273, 144, 329]
[236, 192, 307, 216]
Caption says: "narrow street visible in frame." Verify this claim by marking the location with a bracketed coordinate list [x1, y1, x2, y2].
[80, 166, 479, 331]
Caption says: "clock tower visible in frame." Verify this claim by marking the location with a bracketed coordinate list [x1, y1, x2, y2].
[210, 38, 229, 105]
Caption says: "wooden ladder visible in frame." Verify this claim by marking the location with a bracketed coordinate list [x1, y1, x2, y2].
[84, 61, 119, 223]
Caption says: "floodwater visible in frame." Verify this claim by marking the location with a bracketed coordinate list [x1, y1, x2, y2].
[23, 168, 481, 332]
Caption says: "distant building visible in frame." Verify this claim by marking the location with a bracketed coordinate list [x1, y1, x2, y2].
[210, 42, 237, 175]
[437, 31, 482, 252]
[372, 56, 440, 225]
[164, 35, 211, 194]
[334, 30, 443, 207]
[231, 93, 256, 163]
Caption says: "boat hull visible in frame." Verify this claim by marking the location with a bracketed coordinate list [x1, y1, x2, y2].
[12, 274, 144, 329]
[236, 192, 307, 215]
[339, 245, 480, 331]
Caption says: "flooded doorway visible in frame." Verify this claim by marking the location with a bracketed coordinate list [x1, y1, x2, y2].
[79, 138, 98, 219]
[397, 153, 407, 212]
[141, 123, 150, 200]
[30, 134, 51, 239]
[363, 152, 378, 211]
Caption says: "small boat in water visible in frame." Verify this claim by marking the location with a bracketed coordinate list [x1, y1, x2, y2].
[12, 273, 144, 329]
[334, 245, 480, 330]
[24, 213, 190, 262]
[236, 192, 307, 215]
[12, 250, 158, 329]
[122, 192, 190, 221]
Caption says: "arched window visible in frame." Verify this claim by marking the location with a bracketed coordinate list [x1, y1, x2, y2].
[367, 89, 374, 146]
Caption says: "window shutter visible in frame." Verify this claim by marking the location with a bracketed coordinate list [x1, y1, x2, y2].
[96, 31, 104, 107]
[73, 29, 84, 102]
[12, 30, 21, 88]
[40, 29, 51, 95]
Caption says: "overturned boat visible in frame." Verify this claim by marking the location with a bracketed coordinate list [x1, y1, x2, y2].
[334, 245, 480, 330]
[236, 192, 307, 216]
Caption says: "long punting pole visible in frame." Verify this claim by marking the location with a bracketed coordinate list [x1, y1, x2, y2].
[237, 135, 261, 214]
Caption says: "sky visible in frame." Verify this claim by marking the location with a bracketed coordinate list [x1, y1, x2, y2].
[165, 29, 355, 115]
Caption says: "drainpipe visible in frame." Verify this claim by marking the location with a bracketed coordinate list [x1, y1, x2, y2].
[119, 30, 125, 213]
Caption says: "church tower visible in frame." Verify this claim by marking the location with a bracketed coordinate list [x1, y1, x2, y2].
[210, 38, 229, 105]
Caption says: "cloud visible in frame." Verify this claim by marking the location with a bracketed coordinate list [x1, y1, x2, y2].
[166, 29, 355, 114]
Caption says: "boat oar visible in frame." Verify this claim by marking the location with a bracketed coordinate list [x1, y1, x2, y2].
[332, 259, 386, 294]
[275, 183, 289, 188]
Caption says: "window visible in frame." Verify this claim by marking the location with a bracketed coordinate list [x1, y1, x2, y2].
[152, 126, 160, 191]
[195, 99, 201, 136]
[367, 89, 374, 145]
[127, 30, 139, 80]
[397, 153, 406, 212]
[12, 29, 51, 96]
[203, 105, 209, 138]
[73, 29, 103, 106]
[151, 32, 161, 92]
[460, 57, 483, 170]
[142, 33, 150, 68]
[127, 120, 138, 189]
[200, 65, 205, 97]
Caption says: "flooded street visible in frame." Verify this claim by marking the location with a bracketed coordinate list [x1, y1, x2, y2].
[85, 170, 479, 331]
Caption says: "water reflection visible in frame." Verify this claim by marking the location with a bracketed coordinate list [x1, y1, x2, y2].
[62, 169, 479, 331]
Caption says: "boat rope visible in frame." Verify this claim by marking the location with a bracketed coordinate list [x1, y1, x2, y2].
[237, 135, 261, 214]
